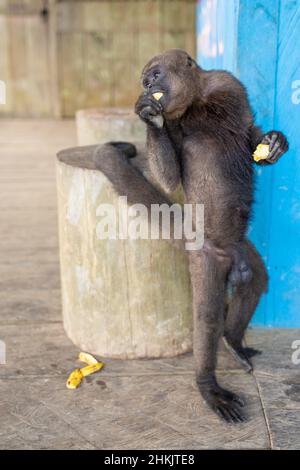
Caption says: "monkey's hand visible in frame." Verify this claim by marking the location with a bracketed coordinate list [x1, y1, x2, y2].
[258, 130, 289, 164]
[135, 93, 164, 129]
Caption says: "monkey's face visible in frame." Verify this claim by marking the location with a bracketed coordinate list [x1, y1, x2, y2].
[141, 49, 199, 120]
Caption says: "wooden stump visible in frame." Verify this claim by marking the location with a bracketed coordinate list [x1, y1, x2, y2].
[76, 108, 146, 146]
[56, 110, 192, 359]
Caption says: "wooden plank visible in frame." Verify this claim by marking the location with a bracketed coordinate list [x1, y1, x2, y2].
[56, 0, 83, 33]
[196, 0, 239, 71]
[197, 0, 300, 327]
[49, 0, 61, 117]
[1, 0, 197, 116]
[136, 0, 161, 33]
[0, 13, 12, 114]
[110, 0, 136, 32]
[162, 31, 186, 50]
[0, 0, 45, 15]
[196, 0, 279, 324]
[58, 32, 85, 117]
[24, 14, 52, 116]
[136, 30, 161, 65]
[161, 0, 190, 32]
[7, 15, 28, 115]
[135, 1, 162, 64]
[266, 0, 300, 326]
[0, 1, 53, 117]
[184, 1, 196, 57]
[237, 0, 280, 326]
[83, 31, 114, 107]
[112, 59, 137, 107]
[0, 363, 269, 449]
[82, 1, 114, 32]
[246, 328, 300, 375]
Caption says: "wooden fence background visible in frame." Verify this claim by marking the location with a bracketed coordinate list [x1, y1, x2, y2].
[0, 0, 196, 117]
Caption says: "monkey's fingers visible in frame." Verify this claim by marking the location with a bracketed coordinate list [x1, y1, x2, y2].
[261, 131, 289, 163]
[135, 95, 163, 115]
[268, 138, 289, 163]
[139, 107, 164, 128]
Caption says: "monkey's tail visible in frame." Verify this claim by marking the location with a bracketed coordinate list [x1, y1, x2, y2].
[106, 141, 137, 159]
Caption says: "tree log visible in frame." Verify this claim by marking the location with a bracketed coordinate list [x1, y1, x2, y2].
[76, 108, 146, 146]
[56, 110, 192, 358]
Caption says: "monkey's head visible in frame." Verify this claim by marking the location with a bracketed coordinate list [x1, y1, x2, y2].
[141, 49, 200, 120]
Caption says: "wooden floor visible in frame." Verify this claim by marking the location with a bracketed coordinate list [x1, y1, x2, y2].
[0, 120, 300, 449]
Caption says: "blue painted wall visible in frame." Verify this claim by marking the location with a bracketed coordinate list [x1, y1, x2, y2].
[196, 0, 300, 327]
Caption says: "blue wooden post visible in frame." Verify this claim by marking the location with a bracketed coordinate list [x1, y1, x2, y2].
[196, 0, 300, 327]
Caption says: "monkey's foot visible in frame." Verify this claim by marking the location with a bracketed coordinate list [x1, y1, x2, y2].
[107, 142, 137, 159]
[197, 375, 247, 424]
[223, 337, 262, 373]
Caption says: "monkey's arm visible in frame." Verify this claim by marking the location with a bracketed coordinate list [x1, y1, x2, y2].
[250, 125, 289, 165]
[146, 126, 181, 193]
[202, 71, 288, 165]
[135, 93, 181, 194]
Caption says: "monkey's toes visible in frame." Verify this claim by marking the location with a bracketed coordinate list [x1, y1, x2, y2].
[223, 389, 245, 407]
[205, 390, 246, 424]
[215, 401, 247, 424]
[107, 142, 137, 159]
[198, 379, 247, 424]
[223, 337, 254, 373]
[243, 346, 262, 358]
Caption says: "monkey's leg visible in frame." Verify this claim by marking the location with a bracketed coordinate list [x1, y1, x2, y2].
[92, 144, 183, 226]
[94, 145, 184, 248]
[58, 143, 185, 249]
[224, 241, 268, 372]
[189, 250, 246, 424]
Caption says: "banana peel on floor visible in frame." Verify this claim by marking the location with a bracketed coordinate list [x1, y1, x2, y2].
[66, 352, 104, 390]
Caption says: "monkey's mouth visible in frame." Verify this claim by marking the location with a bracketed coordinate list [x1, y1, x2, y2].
[151, 88, 167, 107]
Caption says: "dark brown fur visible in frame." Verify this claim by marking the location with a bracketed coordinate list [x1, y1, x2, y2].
[89, 49, 288, 423]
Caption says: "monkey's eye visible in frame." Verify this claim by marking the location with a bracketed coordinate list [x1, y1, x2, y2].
[187, 57, 194, 67]
[153, 71, 160, 80]
[143, 79, 150, 89]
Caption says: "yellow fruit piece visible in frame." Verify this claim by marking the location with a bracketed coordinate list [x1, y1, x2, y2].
[66, 368, 83, 389]
[81, 362, 104, 377]
[253, 143, 270, 162]
[66, 354, 105, 390]
[78, 351, 98, 365]
[153, 92, 163, 101]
